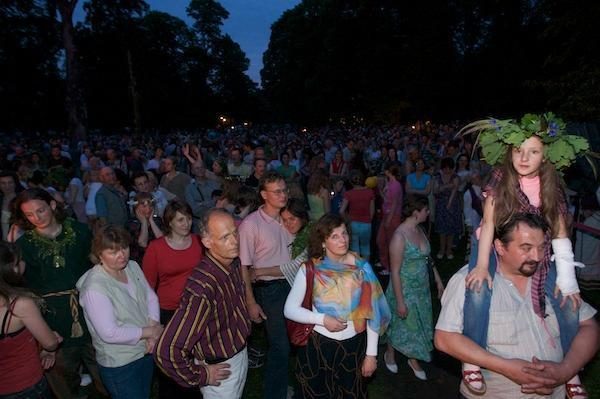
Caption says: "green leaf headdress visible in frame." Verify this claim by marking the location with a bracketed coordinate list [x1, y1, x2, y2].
[458, 112, 598, 175]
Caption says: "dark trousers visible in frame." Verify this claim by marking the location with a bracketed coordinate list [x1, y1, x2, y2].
[157, 309, 197, 399]
[254, 280, 291, 399]
[45, 341, 107, 399]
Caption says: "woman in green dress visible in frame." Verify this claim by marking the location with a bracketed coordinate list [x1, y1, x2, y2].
[14, 188, 106, 398]
[383, 195, 444, 381]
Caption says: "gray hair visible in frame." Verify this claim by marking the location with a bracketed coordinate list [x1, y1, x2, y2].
[198, 208, 233, 238]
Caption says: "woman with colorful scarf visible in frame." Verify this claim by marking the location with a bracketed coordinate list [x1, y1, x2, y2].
[284, 214, 390, 398]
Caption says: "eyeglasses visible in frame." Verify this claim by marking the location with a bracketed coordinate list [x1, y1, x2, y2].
[264, 188, 289, 196]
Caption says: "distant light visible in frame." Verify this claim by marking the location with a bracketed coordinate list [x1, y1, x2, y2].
[302, 128, 307, 133]
[231, 126, 235, 130]
[243, 122, 248, 126]
[411, 125, 416, 129]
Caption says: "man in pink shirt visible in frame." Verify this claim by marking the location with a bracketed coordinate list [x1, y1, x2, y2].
[239, 171, 293, 399]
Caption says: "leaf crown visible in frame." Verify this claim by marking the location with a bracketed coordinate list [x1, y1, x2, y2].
[459, 112, 591, 170]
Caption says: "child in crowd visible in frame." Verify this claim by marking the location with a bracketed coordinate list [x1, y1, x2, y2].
[460, 113, 591, 399]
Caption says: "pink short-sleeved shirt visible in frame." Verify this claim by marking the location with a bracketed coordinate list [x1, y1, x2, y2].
[239, 206, 293, 280]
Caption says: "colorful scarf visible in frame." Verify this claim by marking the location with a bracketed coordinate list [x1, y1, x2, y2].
[312, 256, 390, 335]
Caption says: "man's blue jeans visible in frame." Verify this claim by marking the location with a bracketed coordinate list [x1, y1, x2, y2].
[98, 355, 154, 399]
[254, 280, 290, 399]
[350, 221, 372, 260]
[464, 236, 579, 354]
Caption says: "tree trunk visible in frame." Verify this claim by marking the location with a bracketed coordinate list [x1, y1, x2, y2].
[57, 0, 87, 141]
[127, 49, 142, 136]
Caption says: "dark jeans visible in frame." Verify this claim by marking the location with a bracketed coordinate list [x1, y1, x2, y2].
[464, 236, 579, 353]
[0, 377, 50, 399]
[98, 355, 154, 399]
[45, 341, 107, 399]
[254, 280, 291, 399]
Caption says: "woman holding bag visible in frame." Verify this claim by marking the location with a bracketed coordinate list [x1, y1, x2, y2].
[284, 214, 390, 398]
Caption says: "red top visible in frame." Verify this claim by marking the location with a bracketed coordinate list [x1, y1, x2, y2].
[143, 235, 204, 310]
[330, 159, 346, 175]
[344, 188, 375, 223]
[0, 299, 44, 395]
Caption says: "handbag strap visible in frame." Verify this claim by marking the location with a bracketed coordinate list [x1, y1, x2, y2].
[301, 259, 315, 310]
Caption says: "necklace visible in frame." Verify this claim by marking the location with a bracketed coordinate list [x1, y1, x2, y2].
[25, 219, 76, 268]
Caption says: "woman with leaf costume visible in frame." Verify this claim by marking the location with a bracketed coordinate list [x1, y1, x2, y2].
[457, 113, 593, 399]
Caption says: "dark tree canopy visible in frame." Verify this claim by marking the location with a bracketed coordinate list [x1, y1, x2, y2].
[0, 0, 63, 129]
[1, 0, 600, 132]
[0, 0, 257, 132]
[262, 0, 600, 122]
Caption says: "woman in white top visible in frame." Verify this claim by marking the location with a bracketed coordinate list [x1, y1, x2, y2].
[65, 168, 87, 223]
[84, 170, 103, 221]
[284, 214, 390, 398]
[77, 225, 162, 399]
[0, 172, 22, 241]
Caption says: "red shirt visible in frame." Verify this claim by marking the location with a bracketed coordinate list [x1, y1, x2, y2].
[344, 188, 375, 223]
[0, 300, 44, 395]
[143, 235, 203, 310]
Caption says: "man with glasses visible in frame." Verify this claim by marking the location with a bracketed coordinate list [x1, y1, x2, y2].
[239, 172, 293, 399]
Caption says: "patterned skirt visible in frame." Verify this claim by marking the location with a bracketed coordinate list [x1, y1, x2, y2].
[295, 331, 367, 399]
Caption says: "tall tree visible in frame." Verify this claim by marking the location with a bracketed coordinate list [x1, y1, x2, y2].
[0, 0, 62, 129]
[186, 0, 229, 52]
[56, 0, 87, 140]
[186, 0, 257, 120]
[529, 0, 600, 119]
[78, 0, 148, 129]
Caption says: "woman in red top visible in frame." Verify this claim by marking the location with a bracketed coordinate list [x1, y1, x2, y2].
[329, 150, 348, 178]
[142, 200, 202, 399]
[0, 242, 62, 398]
[340, 170, 375, 260]
[143, 200, 203, 323]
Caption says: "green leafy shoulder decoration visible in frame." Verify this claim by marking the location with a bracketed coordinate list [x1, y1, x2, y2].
[24, 218, 77, 269]
[458, 112, 598, 174]
[291, 221, 313, 259]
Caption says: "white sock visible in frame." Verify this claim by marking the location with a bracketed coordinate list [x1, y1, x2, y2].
[463, 363, 483, 389]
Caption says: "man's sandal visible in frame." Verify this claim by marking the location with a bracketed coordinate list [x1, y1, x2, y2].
[462, 370, 486, 395]
[566, 383, 588, 399]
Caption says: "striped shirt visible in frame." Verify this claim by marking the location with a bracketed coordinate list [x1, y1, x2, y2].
[154, 253, 251, 388]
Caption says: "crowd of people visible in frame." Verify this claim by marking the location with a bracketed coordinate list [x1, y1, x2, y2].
[0, 117, 599, 399]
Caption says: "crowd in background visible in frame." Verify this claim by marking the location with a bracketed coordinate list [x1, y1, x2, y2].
[1, 122, 597, 263]
[0, 121, 599, 398]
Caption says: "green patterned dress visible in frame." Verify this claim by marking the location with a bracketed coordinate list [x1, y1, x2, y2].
[385, 238, 433, 361]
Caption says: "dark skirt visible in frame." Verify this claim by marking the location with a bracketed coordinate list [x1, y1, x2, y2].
[296, 331, 367, 399]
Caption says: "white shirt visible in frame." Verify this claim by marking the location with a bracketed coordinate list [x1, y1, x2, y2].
[436, 266, 596, 399]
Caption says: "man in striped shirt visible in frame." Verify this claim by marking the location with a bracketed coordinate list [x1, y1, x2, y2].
[154, 209, 251, 399]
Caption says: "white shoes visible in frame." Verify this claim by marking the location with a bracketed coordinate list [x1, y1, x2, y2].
[79, 373, 92, 387]
[384, 351, 398, 374]
[407, 360, 427, 381]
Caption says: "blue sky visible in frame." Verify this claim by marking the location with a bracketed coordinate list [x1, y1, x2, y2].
[75, 0, 301, 84]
